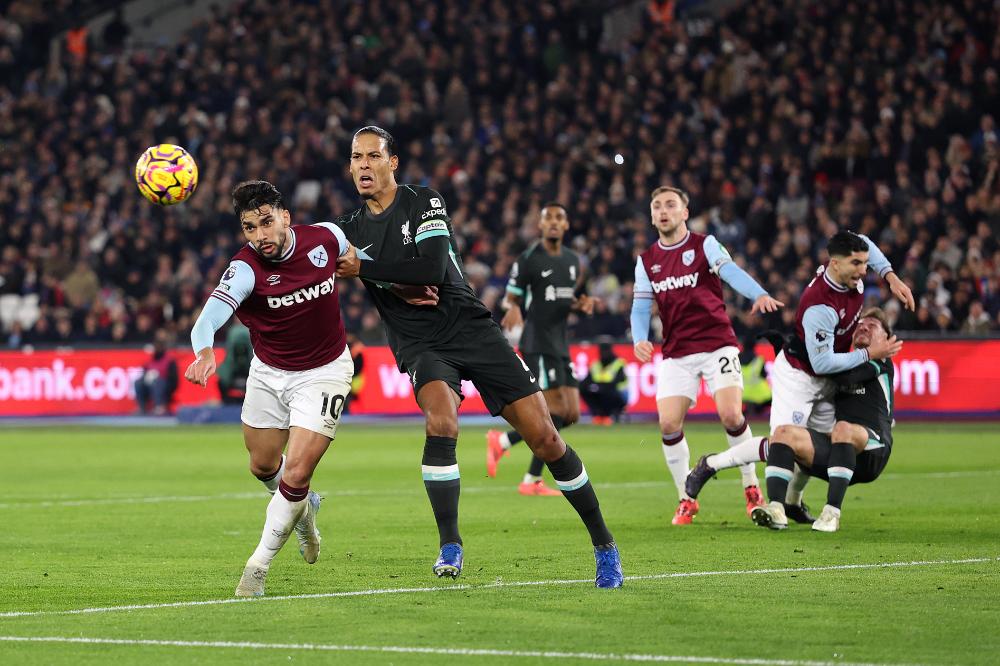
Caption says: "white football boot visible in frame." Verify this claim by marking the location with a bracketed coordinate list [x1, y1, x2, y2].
[293, 491, 322, 564]
[750, 501, 789, 530]
[811, 504, 841, 532]
[235, 560, 268, 597]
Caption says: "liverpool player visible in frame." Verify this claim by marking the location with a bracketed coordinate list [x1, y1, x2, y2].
[630, 185, 783, 525]
[186, 180, 355, 597]
[335, 126, 622, 588]
[487, 202, 593, 497]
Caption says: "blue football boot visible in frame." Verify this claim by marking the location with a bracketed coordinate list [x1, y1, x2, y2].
[433, 542, 463, 578]
[594, 543, 623, 588]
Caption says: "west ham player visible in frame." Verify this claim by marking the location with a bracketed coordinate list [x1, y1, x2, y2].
[487, 203, 594, 497]
[686, 232, 909, 521]
[186, 180, 354, 597]
[630, 185, 783, 525]
[334, 126, 623, 588]
[753, 308, 897, 532]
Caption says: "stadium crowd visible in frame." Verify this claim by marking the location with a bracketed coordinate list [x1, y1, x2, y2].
[1, 0, 999, 349]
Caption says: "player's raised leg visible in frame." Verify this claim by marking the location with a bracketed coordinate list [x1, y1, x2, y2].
[416, 380, 465, 578]
[236, 426, 332, 596]
[502, 392, 622, 588]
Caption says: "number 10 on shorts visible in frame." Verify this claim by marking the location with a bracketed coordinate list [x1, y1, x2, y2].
[320, 392, 346, 421]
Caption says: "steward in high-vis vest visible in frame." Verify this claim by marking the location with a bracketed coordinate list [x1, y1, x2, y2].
[581, 342, 628, 424]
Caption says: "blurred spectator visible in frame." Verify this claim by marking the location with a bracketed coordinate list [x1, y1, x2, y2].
[962, 300, 992, 335]
[0, 0, 999, 347]
[134, 330, 179, 415]
[216, 322, 252, 405]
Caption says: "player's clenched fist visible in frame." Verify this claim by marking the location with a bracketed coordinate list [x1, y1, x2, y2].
[185, 348, 217, 387]
[634, 340, 654, 363]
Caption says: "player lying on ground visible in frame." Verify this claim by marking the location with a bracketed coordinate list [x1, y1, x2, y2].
[186, 180, 354, 597]
[685, 231, 909, 522]
[488, 202, 594, 497]
[334, 126, 623, 588]
[630, 185, 783, 525]
[751, 308, 897, 532]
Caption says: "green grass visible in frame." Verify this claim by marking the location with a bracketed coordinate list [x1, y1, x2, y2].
[0, 422, 998, 665]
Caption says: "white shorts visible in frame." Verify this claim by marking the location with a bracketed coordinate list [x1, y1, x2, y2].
[241, 347, 354, 440]
[655, 345, 743, 403]
[768, 351, 835, 434]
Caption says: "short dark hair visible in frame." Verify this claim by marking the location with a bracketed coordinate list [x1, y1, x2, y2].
[861, 307, 892, 336]
[827, 231, 869, 258]
[354, 125, 396, 157]
[541, 202, 567, 213]
[232, 180, 283, 218]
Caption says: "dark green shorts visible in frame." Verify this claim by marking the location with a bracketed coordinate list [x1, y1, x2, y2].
[805, 429, 891, 485]
[523, 353, 579, 391]
[396, 320, 540, 416]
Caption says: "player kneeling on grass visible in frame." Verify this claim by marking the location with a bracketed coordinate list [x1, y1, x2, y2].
[687, 309, 899, 530]
[751, 309, 897, 532]
[186, 181, 354, 597]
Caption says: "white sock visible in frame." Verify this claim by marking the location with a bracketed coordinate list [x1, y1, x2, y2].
[500, 432, 513, 450]
[522, 473, 541, 484]
[706, 436, 767, 471]
[785, 465, 810, 505]
[249, 490, 306, 567]
[724, 421, 760, 487]
[661, 434, 690, 500]
[258, 454, 285, 495]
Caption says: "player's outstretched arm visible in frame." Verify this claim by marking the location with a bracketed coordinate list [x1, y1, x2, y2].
[186, 298, 235, 387]
[337, 234, 451, 285]
[186, 261, 253, 387]
[858, 233, 915, 311]
[631, 256, 655, 362]
[803, 304, 871, 375]
[829, 357, 892, 386]
[704, 235, 783, 312]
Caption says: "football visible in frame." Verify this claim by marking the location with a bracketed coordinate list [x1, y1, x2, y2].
[135, 143, 199, 205]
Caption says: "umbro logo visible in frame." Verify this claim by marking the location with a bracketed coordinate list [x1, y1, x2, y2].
[541, 269, 553, 277]
[267, 274, 281, 285]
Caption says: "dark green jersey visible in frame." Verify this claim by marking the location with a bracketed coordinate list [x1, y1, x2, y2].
[506, 242, 583, 356]
[830, 358, 895, 449]
[337, 185, 492, 364]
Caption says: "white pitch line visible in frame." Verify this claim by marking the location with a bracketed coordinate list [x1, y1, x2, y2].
[2, 470, 996, 510]
[0, 635, 920, 665]
[2, 556, 994, 619]
[0, 481, 670, 510]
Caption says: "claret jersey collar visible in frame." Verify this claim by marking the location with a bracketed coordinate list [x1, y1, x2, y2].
[657, 231, 690, 251]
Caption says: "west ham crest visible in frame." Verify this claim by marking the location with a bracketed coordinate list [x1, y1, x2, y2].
[308, 246, 329, 268]
[682, 249, 695, 266]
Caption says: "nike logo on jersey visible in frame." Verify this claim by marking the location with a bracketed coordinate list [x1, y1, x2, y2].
[356, 244, 374, 261]
[651, 271, 700, 293]
[541, 269, 553, 277]
[266, 276, 336, 308]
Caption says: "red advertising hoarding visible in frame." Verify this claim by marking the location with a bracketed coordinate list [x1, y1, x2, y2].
[0, 341, 997, 417]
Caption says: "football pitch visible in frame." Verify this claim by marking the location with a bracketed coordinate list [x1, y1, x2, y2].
[1, 422, 997, 665]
